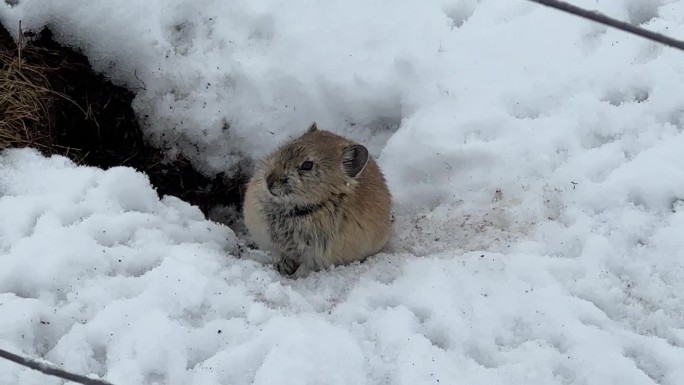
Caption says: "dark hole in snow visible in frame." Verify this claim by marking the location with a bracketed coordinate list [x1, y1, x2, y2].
[0, 25, 247, 216]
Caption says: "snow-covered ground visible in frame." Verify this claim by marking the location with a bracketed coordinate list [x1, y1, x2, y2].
[2, 0, 684, 384]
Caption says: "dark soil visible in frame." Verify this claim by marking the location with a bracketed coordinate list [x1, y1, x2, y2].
[0, 25, 247, 217]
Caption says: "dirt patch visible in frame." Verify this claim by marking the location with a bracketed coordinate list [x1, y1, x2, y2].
[0, 24, 247, 217]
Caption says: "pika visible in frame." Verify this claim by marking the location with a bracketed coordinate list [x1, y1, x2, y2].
[243, 122, 392, 278]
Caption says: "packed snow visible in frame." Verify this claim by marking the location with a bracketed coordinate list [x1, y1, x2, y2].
[2, 0, 684, 384]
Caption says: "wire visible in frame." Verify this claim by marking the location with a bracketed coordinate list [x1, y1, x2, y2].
[0, 347, 115, 385]
[526, 0, 684, 52]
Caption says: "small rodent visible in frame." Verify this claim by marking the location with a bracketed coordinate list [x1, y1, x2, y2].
[243, 122, 392, 278]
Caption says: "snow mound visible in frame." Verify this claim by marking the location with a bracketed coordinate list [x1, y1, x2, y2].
[1, 0, 677, 181]
[2, 148, 684, 384]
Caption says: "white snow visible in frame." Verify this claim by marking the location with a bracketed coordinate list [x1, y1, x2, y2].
[2, 0, 684, 384]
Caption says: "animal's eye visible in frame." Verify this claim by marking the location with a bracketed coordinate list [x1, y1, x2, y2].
[299, 161, 314, 171]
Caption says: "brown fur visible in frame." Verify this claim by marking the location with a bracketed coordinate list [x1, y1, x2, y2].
[243, 122, 392, 277]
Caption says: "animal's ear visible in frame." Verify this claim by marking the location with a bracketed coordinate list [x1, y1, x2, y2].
[307, 122, 318, 132]
[341, 144, 369, 178]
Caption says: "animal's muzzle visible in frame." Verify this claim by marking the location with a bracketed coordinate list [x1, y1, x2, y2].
[266, 173, 287, 196]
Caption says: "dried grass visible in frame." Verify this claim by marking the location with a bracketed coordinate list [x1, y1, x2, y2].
[0, 47, 53, 149]
[0, 22, 81, 152]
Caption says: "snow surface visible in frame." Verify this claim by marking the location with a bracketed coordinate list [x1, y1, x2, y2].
[2, 0, 684, 384]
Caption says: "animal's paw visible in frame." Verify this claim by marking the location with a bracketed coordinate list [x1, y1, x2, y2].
[292, 263, 312, 279]
[275, 256, 299, 276]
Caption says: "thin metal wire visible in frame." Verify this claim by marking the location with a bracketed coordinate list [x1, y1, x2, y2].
[526, 0, 684, 52]
[0, 347, 115, 385]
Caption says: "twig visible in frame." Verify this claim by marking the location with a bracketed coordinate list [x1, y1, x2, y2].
[133, 69, 146, 91]
[17, 20, 23, 70]
[525, 0, 684, 52]
[0, 347, 115, 385]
